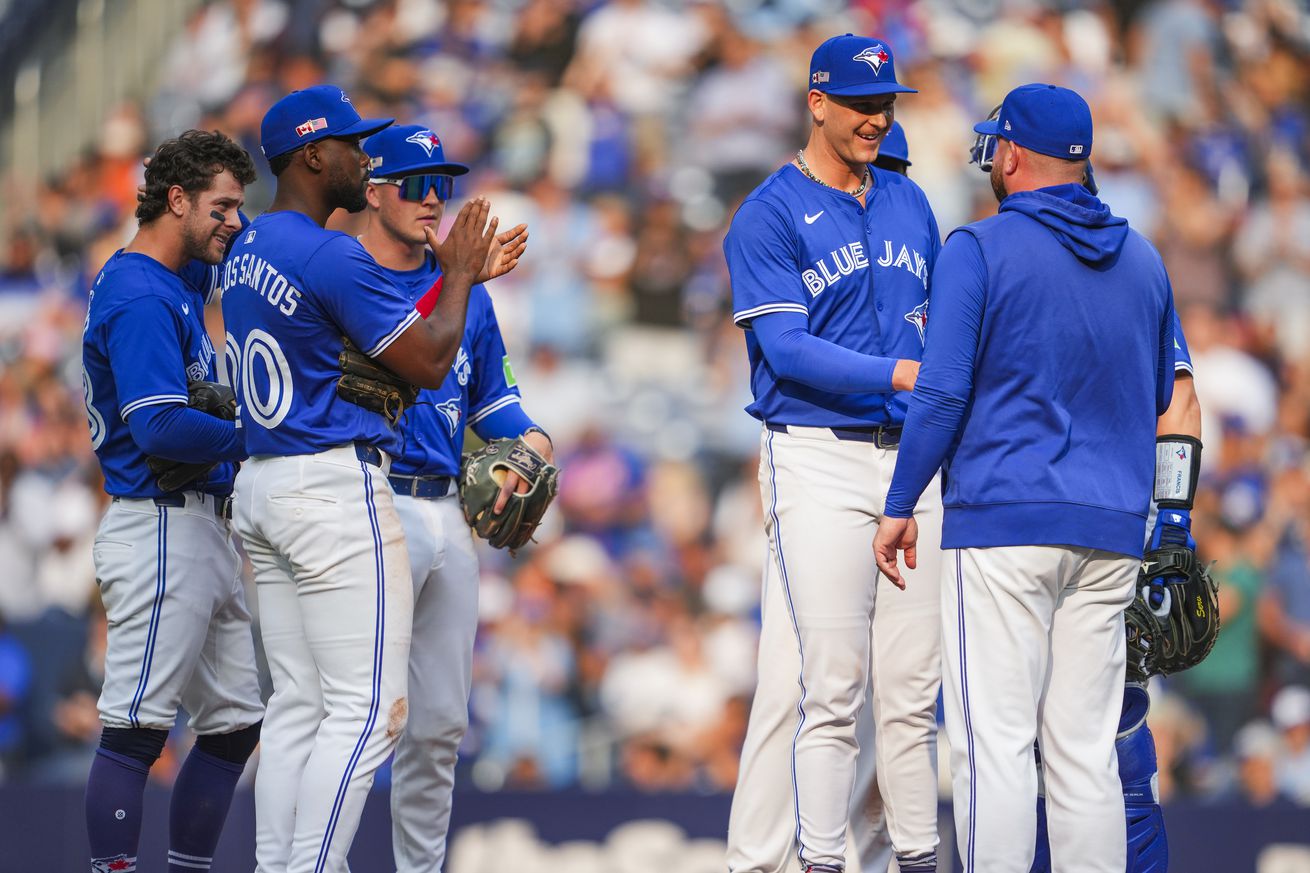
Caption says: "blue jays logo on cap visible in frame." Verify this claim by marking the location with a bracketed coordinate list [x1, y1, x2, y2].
[808, 34, 917, 98]
[972, 83, 1093, 162]
[260, 84, 393, 160]
[854, 44, 890, 75]
[364, 124, 471, 177]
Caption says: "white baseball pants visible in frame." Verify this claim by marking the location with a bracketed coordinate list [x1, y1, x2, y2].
[94, 492, 263, 734]
[728, 425, 942, 872]
[942, 546, 1136, 873]
[233, 445, 413, 873]
[390, 488, 480, 873]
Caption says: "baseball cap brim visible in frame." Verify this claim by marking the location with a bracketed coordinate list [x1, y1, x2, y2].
[821, 82, 918, 97]
[390, 161, 471, 177]
[336, 117, 394, 141]
[973, 118, 1001, 136]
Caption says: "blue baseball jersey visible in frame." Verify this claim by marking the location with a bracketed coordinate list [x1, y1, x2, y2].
[220, 211, 422, 457]
[726, 164, 941, 427]
[1173, 310, 1192, 373]
[83, 252, 233, 497]
[381, 255, 523, 478]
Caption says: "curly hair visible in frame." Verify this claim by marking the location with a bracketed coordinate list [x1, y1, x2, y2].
[136, 129, 258, 223]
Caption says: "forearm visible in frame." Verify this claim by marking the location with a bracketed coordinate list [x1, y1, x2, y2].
[472, 401, 535, 442]
[128, 404, 243, 463]
[752, 313, 899, 394]
[883, 383, 965, 516]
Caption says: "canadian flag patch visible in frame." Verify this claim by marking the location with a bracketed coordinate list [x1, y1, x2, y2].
[295, 117, 328, 137]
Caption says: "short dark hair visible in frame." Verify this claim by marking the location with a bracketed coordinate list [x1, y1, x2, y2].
[267, 149, 295, 177]
[136, 130, 257, 223]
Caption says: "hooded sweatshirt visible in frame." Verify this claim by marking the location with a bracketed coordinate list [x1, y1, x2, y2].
[884, 184, 1175, 558]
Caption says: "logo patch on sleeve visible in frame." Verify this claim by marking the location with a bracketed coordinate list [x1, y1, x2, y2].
[502, 355, 517, 387]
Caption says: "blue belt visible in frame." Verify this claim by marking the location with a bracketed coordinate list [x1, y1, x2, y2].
[116, 493, 232, 520]
[354, 442, 384, 468]
[388, 474, 454, 499]
[766, 421, 902, 449]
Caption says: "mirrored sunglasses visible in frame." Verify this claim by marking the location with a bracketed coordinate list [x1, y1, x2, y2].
[371, 174, 454, 203]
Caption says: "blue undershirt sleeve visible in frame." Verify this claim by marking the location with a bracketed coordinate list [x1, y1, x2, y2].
[884, 231, 988, 517]
[750, 310, 899, 395]
[127, 402, 244, 463]
[473, 403, 537, 443]
[1157, 282, 1177, 415]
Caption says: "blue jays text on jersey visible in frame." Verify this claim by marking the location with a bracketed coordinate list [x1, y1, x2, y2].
[220, 211, 422, 458]
[83, 252, 234, 497]
[378, 253, 526, 478]
[726, 164, 941, 428]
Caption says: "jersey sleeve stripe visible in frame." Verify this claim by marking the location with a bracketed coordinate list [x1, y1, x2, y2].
[467, 394, 521, 425]
[732, 302, 809, 325]
[365, 309, 421, 358]
[204, 264, 221, 306]
[120, 394, 189, 418]
[1174, 360, 1193, 375]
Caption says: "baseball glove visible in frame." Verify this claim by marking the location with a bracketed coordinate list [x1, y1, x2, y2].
[336, 338, 419, 425]
[459, 437, 559, 552]
[146, 380, 237, 492]
[1124, 545, 1220, 682]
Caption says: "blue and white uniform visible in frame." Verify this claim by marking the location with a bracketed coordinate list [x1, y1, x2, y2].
[83, 250, 262, 732]
[221, 211, 421, 873]
[884, 175, 1175, 873]
[725, 159, 944, 873]
[377, 255, 538, 873]
[82, 249, 264, 873]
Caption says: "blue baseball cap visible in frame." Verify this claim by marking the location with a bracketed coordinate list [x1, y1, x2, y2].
[363, 125, 470, 178]
[260, 85, 393, 160]
[809, 34, 917, 97]
[972, 83, 1092, 161]
[879, 121, 912, 165]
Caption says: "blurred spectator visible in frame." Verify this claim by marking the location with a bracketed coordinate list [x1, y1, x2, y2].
[1177, 520, 1263, 750]
[1232, 720, 1287, 807]
[1271, 685, 1310, 805]
[0, 616, 33, 779]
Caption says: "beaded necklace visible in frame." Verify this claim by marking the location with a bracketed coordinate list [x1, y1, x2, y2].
[795, 149, 869, 197]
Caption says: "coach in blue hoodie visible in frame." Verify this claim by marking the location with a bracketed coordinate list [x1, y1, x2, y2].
[874, 84, 1176, 873]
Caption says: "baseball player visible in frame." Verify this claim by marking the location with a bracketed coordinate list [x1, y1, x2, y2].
[355, 124, 549, 873]
[81, 129, 265, 873]
[725, 35, 943, 873]
[875, 84, 1178, 872]
[220, 86, 496, 873]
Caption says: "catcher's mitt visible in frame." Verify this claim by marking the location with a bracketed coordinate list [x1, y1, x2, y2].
[459, 437, 559, 552]
[147, 380, 237, 492]
[337, 338, 418, 425]
[1124, 545, 1220, 682]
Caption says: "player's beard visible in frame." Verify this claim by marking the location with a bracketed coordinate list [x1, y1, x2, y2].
[990, 160, 1008, 203]
[182, 210, 227, 265]
[330, 163, 369, 214]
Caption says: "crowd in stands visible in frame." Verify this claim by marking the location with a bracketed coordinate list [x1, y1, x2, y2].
[0, 0, 1309, 808]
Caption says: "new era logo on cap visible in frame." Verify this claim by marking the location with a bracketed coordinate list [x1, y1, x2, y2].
[295, 118, 328, 138]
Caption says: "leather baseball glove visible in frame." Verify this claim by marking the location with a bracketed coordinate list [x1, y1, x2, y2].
[1124, 544, 1220, 682]
[147, 380, 237, 492]
[337, 338, 419, 425]
[459, 437, 559, 552]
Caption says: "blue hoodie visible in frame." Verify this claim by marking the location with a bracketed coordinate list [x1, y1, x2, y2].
[885, 184, 1175, 558]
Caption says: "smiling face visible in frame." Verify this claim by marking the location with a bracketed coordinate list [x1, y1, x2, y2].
[813, 91, 897, 167]
[179, 169, 246, 264]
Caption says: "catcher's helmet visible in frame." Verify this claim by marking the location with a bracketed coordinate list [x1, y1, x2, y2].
[1124, 547, 1220, 682]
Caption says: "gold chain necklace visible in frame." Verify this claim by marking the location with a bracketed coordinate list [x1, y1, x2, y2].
[795, 149, 869, 197]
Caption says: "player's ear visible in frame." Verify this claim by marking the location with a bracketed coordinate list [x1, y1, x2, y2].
[808, 90, 826, 124]
[364, 182, 382, 210]
[302, 141, 324, 173]
[166, 184, 189, 218]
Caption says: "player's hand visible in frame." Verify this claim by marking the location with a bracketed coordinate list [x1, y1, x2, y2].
[494, 429, 554, 514]
[476, 223, 529, 284]
[427, 197, 498, 282]
[874, 515, 918, 589]
[892, 359, 920, 392]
